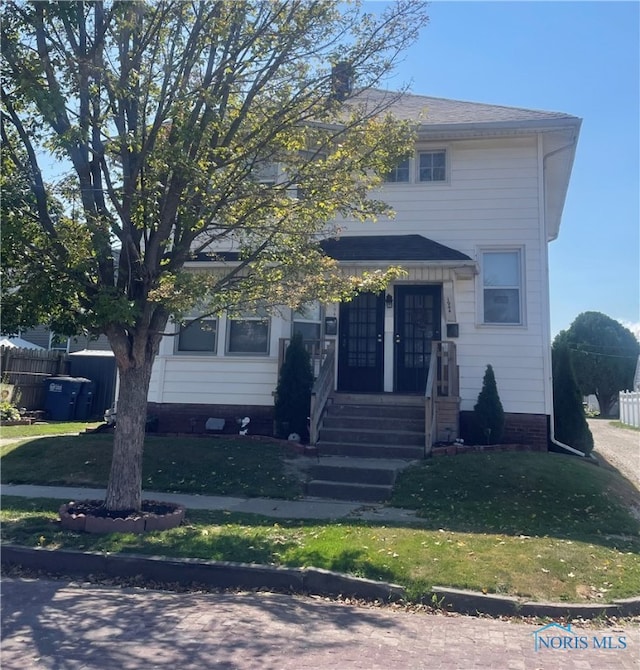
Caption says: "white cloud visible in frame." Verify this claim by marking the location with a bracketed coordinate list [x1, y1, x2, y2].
[619, 320, 640, 342]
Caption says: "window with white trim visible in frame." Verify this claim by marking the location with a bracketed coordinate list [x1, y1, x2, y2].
[252, 159, 278, 186]
[384, 157, 410, 183]
[292, 301, 322, 340]
[176, 319, 218, 354]
[384, 150, 448, 184]
[418, 150, 446, 182]
[481, 250, 523, 325]
[227, 309, 271, 355]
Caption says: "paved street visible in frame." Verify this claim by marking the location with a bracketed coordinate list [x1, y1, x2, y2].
[588, 419, 640, 490]
[2, 577, 638, 669]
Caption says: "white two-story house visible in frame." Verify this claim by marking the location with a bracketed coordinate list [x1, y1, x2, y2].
[147, 89, 581, 451]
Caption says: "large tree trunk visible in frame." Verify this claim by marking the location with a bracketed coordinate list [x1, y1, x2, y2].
[104, 360, 154, 512]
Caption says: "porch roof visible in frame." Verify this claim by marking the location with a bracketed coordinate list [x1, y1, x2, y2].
[319, 235, 472, 262]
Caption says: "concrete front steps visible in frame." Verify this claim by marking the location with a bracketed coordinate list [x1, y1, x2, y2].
[305, 456, 415, 502]
[307, 394, 426, 502]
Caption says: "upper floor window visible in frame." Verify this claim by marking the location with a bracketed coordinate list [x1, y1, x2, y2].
[176, 319, 218, 354]
[384, 150, 448, 184]
[418, 151, 446, 182]
[481, 250, 523, 325]
[253, 160, 278, 186]
[384, 157, 410, 183]
[227, 309, 270, 355]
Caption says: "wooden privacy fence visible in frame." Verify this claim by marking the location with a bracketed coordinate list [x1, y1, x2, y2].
[0, 347, 69, 410]
[619, 390, 640, 429]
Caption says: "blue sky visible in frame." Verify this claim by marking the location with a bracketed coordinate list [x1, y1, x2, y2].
[377, 0, 640, 338]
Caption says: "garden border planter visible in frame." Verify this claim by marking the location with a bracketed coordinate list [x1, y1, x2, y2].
[58, 500, 185, 534]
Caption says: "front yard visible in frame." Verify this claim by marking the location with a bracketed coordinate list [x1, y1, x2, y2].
[1, 425, 639, 603]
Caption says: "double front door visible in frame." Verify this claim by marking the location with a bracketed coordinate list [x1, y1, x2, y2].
[337, 285, 441, 394]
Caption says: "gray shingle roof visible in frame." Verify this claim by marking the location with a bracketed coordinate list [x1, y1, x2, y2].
[319, 235, 471, 262]
[350, 89, 578, 127]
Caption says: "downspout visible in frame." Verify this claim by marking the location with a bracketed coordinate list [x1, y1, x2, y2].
[539, 134, 586, 458]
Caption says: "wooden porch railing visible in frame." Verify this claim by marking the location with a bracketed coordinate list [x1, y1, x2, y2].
[424, 341, 458, 455]
[278, 338, 329, 378]
[436, 340, 458, 397]
[309, 343, 335, 446]
[424, 347, 437, 457]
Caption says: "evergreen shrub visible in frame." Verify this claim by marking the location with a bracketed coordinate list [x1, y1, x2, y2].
[274, 332, 313, 441]
[473, 364, 505, 444]
[552, 342, 594, 455]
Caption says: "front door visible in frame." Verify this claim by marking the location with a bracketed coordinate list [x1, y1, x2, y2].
[337, 292, 385, 392]
[394, 285, 442, 393]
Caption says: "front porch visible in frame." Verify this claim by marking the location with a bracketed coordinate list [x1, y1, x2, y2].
[279, 338, 461, 456]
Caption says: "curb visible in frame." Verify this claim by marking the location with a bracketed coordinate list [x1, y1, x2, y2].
[0, 545, 403, 603]
[2, 545, 638, 618]
[429, 586, 640, 619]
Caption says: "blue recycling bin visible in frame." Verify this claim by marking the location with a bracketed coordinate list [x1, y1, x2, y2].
[44, 376, 93, 421]
[75, 378, 95, 421]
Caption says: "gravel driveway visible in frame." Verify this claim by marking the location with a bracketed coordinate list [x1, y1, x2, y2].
[588, 418, 639, 490]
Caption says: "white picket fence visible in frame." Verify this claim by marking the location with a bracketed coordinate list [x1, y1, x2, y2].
[619, 390, 640, 428]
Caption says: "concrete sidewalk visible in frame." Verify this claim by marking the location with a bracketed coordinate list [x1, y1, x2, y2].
[1, 483, 422, 523]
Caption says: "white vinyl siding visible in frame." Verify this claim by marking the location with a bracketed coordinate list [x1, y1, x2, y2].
[150, 356, 280, 406]
[154, 135, 553, 416]
[366, 136, 545, 415]
[149, 313, 288, 406]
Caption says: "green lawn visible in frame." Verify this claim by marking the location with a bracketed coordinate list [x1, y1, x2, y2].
[1, 431, 639, 603]
[0, 421, 101, 439]
[1, 433, 303, 499]
[2, 495, 639, 603]
[390, 451, 640, 540]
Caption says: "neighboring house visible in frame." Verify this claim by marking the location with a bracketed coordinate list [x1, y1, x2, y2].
[18, 325, 112, 354]
[147, 89, 581, 450]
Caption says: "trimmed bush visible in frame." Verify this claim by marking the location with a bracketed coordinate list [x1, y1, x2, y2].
[552, 341, 594, 455]
[473, 364, 505, 444]
[0, 401, 21, 422]
[274, 332, 313, 441]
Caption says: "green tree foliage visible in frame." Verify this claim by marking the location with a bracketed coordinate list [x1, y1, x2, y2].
[0, 0, 428, 511]
[473, 365, 505, 444]
[555, 312, 639, 418]
[551, 341, 594, 455]
[0, 134, 88, 335]
[274, 332, 314, 441]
